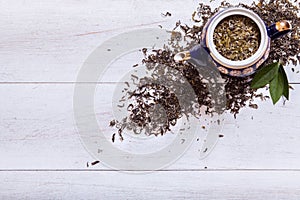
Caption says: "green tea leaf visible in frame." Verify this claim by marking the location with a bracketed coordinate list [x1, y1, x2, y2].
[279, 65, 289, 100]
[269, 70, 284, 105]
[251, 62, 280, 89]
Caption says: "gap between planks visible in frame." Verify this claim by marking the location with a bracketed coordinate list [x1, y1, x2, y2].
[1, 169, 300, 172]
[0, 82, 299, 85]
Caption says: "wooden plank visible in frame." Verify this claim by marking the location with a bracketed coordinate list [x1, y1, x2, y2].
[0, 0, 299, 82]
[1, 171, 300, 199]
[0, 0, 197, 82]
[1, 83, 300, 170]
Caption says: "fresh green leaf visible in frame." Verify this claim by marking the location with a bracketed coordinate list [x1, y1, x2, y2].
[269, 70, 284, 105]
[251, 62, 280, 89]
[279, 65, 289, 100]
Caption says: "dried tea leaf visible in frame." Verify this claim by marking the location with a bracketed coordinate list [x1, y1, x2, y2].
[213, 15, 261, 61]
[161, 12, 172, 17]
[91, 161, 100, 166]
[251, 62, 280, 89]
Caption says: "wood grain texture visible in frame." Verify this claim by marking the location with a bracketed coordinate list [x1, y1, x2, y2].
[1, 0, 300, 198]
[0, 0, 197, 82]
[1, 84, 300, 170]
[1, 171, 300, 199]
[0, 0, 299, 82]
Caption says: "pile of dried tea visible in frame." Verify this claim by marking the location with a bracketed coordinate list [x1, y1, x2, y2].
[110, 0, 300, 140]
[241, 0, 300, 66]
[242, 0, 300, 66]
[213, 15, 261, 61]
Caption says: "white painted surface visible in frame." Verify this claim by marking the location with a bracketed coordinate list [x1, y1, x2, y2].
[1, 171, 300, 200]
[1, 0, 300, 199]
[1, 84, 300, 170]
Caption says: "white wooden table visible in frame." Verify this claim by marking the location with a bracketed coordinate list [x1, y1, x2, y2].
[1, 0, 300, 199]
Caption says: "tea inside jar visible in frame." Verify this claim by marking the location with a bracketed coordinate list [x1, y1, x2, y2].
[213, 15, 261, 61]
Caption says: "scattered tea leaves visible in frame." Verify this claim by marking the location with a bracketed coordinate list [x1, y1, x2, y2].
[112, 133, 116, 143]
[91, 161, 100, 166]
[242, 0, 300, 66]
[86, 160, 100, 167]
[161, 12, 172, 17]
[109, 120, 116, 127]
[109, 0, 299, 138]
